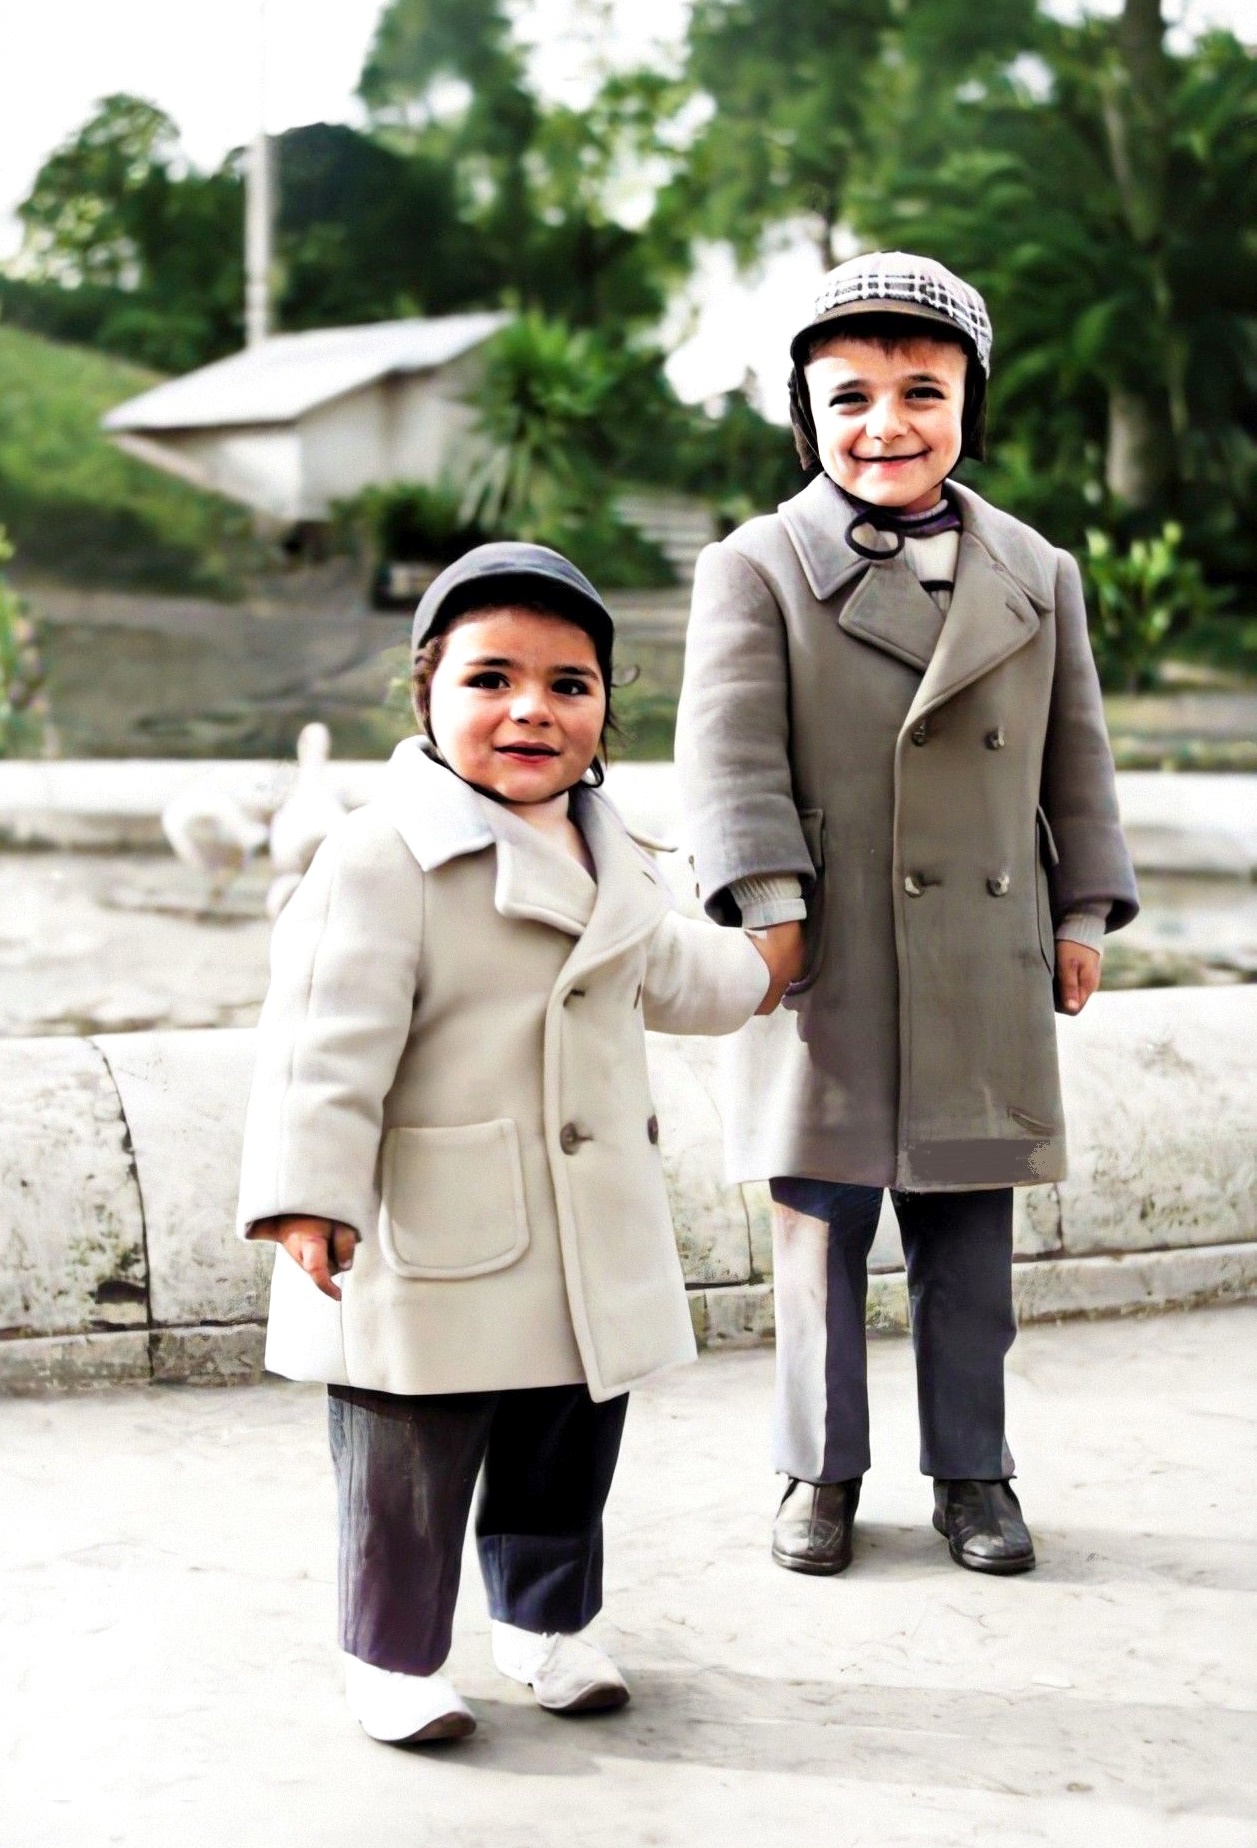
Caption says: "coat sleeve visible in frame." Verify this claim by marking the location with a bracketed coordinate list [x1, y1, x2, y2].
[236, 810, 426, 1241]
[641, 909, 769, 1036]
[675, 539, 815, 925]
[1040, 549, 1139, 932]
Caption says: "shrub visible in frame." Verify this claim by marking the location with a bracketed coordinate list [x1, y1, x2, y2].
[1082, 522, 1225, 693]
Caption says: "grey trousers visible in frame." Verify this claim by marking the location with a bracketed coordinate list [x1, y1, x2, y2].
[329, 1381, 628, 1676]
[769, 1179, 1016, 1485]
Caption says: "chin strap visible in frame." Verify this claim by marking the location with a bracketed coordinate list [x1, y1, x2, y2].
[842, 489, 962, 561]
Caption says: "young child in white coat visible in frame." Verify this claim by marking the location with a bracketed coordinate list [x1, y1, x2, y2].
[237, 542, 801, 1745]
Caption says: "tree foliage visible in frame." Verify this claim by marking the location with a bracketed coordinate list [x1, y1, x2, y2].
[357, 0, 681, 326]
[664, 0, 1257, 598]
[8, 0, 1254, 633]
[15, 95, 244, 371]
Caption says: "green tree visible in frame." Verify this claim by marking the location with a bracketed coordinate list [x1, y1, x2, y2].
[671, 0, 1036, 258]
[273, 122, 494, 327]
[359, 0, 539, 278]
[15, 95, 244, 370]
[846, 4, 1257, 571]
[661, 0, 1256, 591]
[358, 0, 676, 327]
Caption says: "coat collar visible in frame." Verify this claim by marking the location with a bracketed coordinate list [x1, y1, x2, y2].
[379, 739, 667, 958]
[380, 738, 495, 871]
[778, 473, 1055, 611]
[777, 473, 1054, 720]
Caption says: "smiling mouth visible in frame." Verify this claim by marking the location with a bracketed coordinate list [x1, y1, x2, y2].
[853, 451, 928, 464]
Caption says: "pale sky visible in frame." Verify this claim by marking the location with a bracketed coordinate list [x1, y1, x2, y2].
[0, 0, 1249, 416]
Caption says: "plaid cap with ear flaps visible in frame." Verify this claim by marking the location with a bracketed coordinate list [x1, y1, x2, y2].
[795, 251, 993, 374]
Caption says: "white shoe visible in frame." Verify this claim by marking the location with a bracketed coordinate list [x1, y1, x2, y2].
[344, 1653, 476, 1744]
[490, 1620, 630, 1713]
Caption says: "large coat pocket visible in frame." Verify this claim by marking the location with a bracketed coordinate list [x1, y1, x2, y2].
[378, 1120, 530, 1280]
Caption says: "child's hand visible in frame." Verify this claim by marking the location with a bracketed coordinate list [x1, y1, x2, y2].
[1056, 940, 1101, 1015]
[252, 1215, 358, 1300]
[748, 921, 807, 1013]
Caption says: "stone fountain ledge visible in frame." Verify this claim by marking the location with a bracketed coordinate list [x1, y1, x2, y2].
[0, 761, 1254, 876]
[0, 988, 1253, 1392]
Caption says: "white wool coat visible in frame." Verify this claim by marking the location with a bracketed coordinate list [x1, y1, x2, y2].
[237, 740, 769, 1401]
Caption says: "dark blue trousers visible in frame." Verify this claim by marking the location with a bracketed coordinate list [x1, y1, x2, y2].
[329, 1382, 628, 1676]
[769, 1180, 1016, 1485]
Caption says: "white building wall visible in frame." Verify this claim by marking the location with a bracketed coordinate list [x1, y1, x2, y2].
[298, 389, 390, 518]
[130, 428, 305, 522]
[385, 358, 487, 489]
[108, 345, 497, 524]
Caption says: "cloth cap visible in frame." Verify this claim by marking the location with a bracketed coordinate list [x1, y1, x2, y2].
[791, 251, 992, 374]
[411, 541, 614, 685]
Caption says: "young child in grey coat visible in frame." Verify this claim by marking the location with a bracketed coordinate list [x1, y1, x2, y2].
[676, 252, 1138, 1579]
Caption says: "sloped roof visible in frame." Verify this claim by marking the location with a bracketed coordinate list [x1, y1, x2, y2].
[103, 312, 511, 434]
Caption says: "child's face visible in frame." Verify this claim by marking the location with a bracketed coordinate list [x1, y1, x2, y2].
[805, 335, 967, 514]
[428, 606, 607, 806]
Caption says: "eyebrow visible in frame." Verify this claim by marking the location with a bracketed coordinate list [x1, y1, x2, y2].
[828, 371, 947, 388]
[463, 654, 596, 676]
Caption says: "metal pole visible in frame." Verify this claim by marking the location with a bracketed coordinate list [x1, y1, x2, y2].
[244, 0, 271, 347]
[244, 133, 271, 347]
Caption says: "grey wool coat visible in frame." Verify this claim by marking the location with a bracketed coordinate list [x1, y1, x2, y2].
[675, 473, 1139, 1192]
[237, 739, 768, 1401]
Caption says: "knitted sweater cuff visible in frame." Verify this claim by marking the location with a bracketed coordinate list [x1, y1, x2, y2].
[729, 873, 808, 929]
[1055, 907, 1108, 955]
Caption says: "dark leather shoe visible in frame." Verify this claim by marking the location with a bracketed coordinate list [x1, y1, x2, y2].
[933, 1479, 1036, 1575]
[771, 1477, 861, 1575]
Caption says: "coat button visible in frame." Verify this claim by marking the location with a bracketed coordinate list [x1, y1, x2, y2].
[904, 874, 924, 896]
[559, 1122, 590, 1155]
[646, 1114, 659, 1145]
[987, 873, 1011, 896]
[911, 721, 929, 746]
[985, 726, 1005, 750]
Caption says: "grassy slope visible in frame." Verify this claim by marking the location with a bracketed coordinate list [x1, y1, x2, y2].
[0, 324, 258, 596]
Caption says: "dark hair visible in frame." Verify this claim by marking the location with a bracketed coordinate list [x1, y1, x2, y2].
[789, 310, 987, 471]
[410, 600, 615, 787]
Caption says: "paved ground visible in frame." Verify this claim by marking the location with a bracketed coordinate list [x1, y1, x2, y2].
[4, 1308, 1255, 1848]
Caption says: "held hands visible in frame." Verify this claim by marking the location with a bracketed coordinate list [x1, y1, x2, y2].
[747, 921, 807, 1013]
[1056, 940, 1101, 1015]
[251, 1214, 358, 1300]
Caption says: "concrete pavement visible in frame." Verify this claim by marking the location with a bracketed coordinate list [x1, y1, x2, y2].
[4, 1307, 1255, 1848]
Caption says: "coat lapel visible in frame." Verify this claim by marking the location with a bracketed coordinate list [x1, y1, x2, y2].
[838, 560, 945, 671]
[560, 789, 669, 983]
[486, 805, 597, 936]
[777, 473, 867, 602]
[902, 531, 1041, 728]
